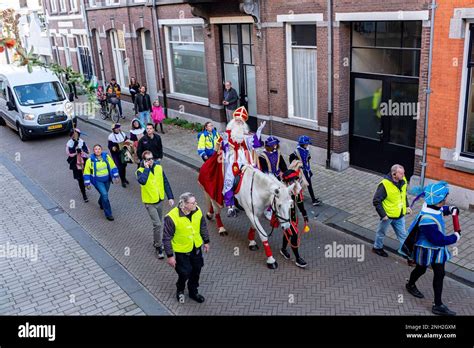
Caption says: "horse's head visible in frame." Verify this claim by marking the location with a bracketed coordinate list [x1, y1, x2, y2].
[271, 183, 295, 230]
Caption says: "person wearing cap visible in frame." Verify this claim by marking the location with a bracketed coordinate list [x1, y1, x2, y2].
[83, 144, 120, 221]
[280, 169, 309, 268]
[289, 135, 322, 206]
[108, 123, 130, 188]
[219, 106, 266, 217]
[66, 128, 89, 202]
[372, 164, 411, 258]
[404, 181, 461, 316]
[259, 136, 287, 180]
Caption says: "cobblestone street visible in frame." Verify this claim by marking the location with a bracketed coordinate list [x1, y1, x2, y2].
[0, 120, 472, 315]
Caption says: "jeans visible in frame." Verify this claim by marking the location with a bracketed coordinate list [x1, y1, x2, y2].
[374, 216, 407, 250]
[225, 108, 235, 123]
[139, 111, 151, 126]
[117, 99, 123, 117]
[145, 202, 163, 246]
[93, 180, 112, 217]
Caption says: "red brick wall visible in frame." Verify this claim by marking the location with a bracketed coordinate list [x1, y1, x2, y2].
[426, 0, 474, 189]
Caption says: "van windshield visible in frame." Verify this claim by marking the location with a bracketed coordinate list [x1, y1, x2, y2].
[14, 81, 66, 106]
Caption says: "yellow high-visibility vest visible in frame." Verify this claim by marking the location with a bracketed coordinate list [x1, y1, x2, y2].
[167, 207, 203, 253]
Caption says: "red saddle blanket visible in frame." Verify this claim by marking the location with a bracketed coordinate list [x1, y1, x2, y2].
[198, 152, 224, 207]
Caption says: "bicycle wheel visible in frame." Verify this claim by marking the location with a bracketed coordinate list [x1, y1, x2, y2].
[110, 105, 120, 123]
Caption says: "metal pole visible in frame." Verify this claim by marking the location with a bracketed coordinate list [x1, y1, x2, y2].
[326, 0, 333, 169]
[152, 0, 168, 118]
[420, 0, 437, 187]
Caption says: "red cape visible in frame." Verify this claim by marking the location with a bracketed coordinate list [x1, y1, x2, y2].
[198, 152, 224, 207]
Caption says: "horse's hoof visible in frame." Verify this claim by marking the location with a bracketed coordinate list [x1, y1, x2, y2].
[267, 261, 278, 270]
[248, 244, 259, 251]
[206, 213, 213, 221]
[219, 231, 228, 236]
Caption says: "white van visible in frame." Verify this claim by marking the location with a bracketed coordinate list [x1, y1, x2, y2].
[0, 65, 75, 141]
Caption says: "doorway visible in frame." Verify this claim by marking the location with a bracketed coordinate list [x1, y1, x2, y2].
[220, 24, 257, 130]
[141, 30, 158, 99]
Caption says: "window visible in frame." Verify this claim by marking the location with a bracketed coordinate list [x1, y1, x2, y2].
[352, 21, 422, 77]
[76, 35, 93, 80]
[462, 24, 474, 156]
[89, 0, 97, 6]
[110, 29, 129, 88]
[167, 25, 208, 99]
[20, 0, 28, 8]
[106, 0, 120, 5]
[14, 82, 66, 106]
[0, 79, 6, 100]
[287, 24, 317, 120]
[69, 0, 77, 11]
[59, 0, 66, 12]
[50, 0, 57, 13]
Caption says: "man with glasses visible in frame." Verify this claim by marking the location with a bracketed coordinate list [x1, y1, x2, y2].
[163, 192, 210, 303]
[136, 150, 174, 259]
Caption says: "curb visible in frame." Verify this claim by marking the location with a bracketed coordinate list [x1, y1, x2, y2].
[78, 114, 474, 288]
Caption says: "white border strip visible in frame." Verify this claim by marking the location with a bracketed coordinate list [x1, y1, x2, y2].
[277, 13, 324, 23]
[210, 16, 254, 24]
[158, 18, 204, 27]
[335, 11, 429, 21]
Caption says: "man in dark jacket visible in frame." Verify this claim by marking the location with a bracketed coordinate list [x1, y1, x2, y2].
[163, 192, 210, 303]
[223, 81, 238, 123]
[134, 86, 152, 126]
[137, 123, 163, 162]
[372, 164, 412, 258]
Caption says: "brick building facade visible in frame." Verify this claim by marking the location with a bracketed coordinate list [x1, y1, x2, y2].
[45, 0, 439, 181]
[413, 0, 474, 210]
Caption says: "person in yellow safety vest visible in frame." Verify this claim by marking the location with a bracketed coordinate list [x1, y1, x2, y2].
[197, 122, 221, 162]
[163, 192, 210, 303]
[372, 164, 413, 262]
[372, 87, 382, 118]
[136, 150, 175, 259]
[83, 144, 120, 221]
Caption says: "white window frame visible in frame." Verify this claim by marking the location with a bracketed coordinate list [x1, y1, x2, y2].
[69, 0, 77, 12]
[285, 22, 318, 121]
[164, 25, 209, 105]
[106, 0, 120, 5]
[50, 0, 57, 13]
[88, 0, 97, 7]
[59, 0, 67, 12]
[456, 20, 474, 163]
[110, 29, 128, 88]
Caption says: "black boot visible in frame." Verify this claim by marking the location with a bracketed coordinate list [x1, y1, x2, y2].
[406, 283, 424, 298]
[432, 304, 456, 316]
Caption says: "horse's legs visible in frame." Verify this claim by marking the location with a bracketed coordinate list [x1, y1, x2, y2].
[249, 215, 278, 269]
[211, 200, 227, 236]
[248, 227, 258, 251]
[204, 194, 213, 219]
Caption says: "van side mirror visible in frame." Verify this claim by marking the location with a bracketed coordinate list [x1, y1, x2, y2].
[6, 101, 16, 111]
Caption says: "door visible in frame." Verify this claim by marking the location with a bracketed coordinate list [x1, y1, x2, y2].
[220, 24, 257, 131]
[350, 73, 418, 177]
[141, 30, 158, 98]
[62, 35, 71, 67]
[110, 30, 127, 87]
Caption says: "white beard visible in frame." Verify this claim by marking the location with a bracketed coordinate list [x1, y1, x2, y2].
[227, 119, 249, 144]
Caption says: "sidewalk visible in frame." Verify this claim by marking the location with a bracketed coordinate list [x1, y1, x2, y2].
[76, 97, 473, 285]
[0, 155, 170, 315]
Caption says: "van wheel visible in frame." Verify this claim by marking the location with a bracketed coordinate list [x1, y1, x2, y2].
[18, 124, 29, 141]
[0, 116, 5, 126]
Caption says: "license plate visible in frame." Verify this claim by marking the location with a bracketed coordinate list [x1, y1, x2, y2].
[47, 124, 63, 130]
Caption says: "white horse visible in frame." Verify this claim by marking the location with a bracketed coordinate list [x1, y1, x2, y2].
[206, 165, 294, 269]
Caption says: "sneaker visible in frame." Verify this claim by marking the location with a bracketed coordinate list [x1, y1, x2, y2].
[121, 182, 127, 188]
[280, 248, 291, 260]
[295, 257, 307, 268]
[405, 283, 424, 298]
[407, 259, 416, 267]
[189, 292, 205, 303]
[432, 304, 456, 316]
[83, 196, 89, 203]
[227, 207, 237, 218]
[124, 179, 130, 184]
[156, 246, 164, 260]
[372, 247, 389, 257]
[106, 216, 114, 221]
[120, 115, 125, 119]
[312, 198, 322, 206]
